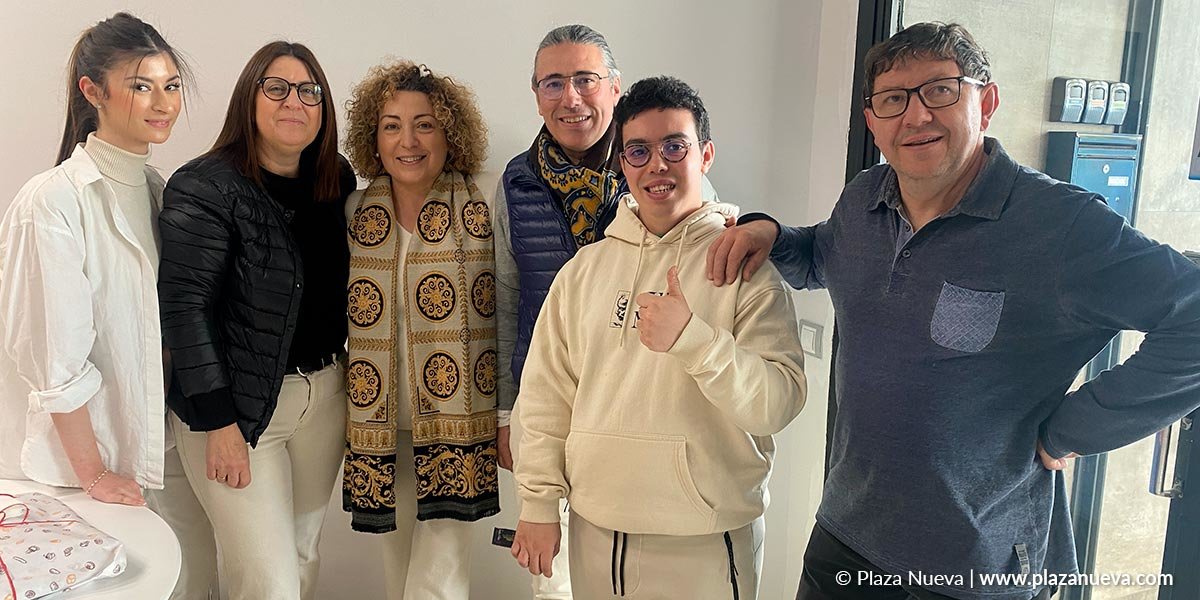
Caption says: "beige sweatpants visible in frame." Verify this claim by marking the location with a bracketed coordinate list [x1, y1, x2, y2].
[568, 511, 764, 600]
[381, 429, 476, 600]
[144, 445, 218, 600]
[172, 361, 347, 600]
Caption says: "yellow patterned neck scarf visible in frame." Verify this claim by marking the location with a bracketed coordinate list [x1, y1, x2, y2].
[533, 125, 622, 248]
[343, 171, 499, 532]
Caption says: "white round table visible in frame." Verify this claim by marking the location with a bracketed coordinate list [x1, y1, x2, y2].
[0, 478, 181, 600]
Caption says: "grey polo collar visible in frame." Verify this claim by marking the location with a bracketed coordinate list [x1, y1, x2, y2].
[869, 137, 1018, 222]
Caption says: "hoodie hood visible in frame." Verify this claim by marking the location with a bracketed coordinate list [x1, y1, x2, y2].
[605, 193, 739, 247]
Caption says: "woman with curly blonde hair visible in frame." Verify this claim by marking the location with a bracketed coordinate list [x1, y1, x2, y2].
[341, 60, 498, 600]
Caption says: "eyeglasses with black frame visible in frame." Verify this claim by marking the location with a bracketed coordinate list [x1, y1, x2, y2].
[257, 76, 324, 106]
[620, 138, 705, 168]
[865, 75, 985, 119]
[535, 72, 613, 100]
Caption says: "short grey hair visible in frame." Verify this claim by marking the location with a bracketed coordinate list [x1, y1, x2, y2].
[530, 24, 621, 89]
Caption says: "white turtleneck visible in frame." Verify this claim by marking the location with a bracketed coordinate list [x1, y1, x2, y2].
[83, 133, 159, 268]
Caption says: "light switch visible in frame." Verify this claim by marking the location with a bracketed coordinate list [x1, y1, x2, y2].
[799, 320, 823, 358]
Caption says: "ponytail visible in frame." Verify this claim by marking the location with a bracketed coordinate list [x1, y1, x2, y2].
[57, 32, 100, 165]
[54, 12, 191, 166]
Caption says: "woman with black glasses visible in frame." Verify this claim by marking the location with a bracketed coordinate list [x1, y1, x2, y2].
[157, 40, 355, 600]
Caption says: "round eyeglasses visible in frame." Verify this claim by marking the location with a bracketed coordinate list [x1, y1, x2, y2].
[865, 75, 985, 119]
[620, 139, 704, 168]
[257, 77, 324, 106]
[535, 72, 613, 100]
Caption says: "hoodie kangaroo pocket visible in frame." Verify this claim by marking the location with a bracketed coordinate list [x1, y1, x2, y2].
[565, 429, 717, 535]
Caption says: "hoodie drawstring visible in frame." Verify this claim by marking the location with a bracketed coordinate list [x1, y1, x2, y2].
[674, 221, 691, 270]
[619, 229, 648, 348]
[620, 220, 695, 347]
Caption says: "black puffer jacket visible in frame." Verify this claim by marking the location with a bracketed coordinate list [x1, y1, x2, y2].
[158, 152, 351, 446]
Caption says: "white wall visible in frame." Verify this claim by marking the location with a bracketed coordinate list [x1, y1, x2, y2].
[0, 1, 856, 597]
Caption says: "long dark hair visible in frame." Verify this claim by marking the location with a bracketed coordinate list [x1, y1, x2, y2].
[58, 12, 191, 166]
[208, 41, 342, 201]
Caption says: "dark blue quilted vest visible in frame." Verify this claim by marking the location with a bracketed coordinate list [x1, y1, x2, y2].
[503, 151, 625, 384]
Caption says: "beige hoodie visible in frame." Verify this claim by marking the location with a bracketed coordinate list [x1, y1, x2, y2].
[515, 195, 807, 536]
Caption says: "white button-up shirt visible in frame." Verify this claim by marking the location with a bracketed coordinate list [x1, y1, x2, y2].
[0, 145, 166, 489]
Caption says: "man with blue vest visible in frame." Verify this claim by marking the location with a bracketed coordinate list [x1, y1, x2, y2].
[494, 24, 715, 598]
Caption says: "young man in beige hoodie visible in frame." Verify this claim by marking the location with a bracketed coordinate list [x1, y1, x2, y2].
[511, 76, 808, 599]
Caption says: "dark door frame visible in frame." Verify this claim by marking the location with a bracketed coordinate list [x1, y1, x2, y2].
[825, 0, 898, 480]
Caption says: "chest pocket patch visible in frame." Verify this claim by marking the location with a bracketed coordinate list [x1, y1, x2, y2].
[930, 282, 1004, 353]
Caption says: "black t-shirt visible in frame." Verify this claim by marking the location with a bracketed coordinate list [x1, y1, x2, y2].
[260, 161, 356, 370]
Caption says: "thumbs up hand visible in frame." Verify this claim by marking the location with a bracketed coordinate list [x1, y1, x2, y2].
[634, 266, 693, 352]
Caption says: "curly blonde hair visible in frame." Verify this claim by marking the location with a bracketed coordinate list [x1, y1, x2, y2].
[344, 60, 487, 178]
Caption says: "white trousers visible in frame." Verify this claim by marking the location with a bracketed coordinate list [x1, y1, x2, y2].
[144, 445, 218, 600]
[172, 361, 346, 600]
[531, 498, 573, 599]
[568, 511, 764, 600]
[381, 429, 475, 600]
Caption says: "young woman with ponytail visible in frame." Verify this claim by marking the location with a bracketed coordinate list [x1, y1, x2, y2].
[0, 12, 217, 600]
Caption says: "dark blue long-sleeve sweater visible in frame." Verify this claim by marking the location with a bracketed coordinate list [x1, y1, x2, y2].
[756, 138, 1200, 599]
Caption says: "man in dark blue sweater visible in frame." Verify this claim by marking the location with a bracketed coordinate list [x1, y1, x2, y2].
[707, 22, 1200, 600]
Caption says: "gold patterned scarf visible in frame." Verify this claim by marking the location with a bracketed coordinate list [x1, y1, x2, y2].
[532, 123, 623, 248]
[342, 170, 499, 532]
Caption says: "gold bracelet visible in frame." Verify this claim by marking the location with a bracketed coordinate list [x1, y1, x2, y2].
[84, 468, 110, 495]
